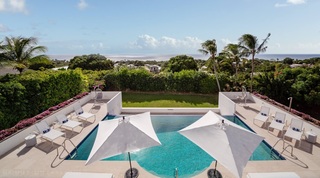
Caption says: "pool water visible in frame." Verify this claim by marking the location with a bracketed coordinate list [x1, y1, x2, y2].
[67, 115, 283, 178]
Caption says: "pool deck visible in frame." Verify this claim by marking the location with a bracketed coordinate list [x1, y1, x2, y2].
[0, 100, 320, 178]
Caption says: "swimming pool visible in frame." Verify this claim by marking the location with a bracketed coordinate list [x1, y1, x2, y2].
[67, 115, 283, 178]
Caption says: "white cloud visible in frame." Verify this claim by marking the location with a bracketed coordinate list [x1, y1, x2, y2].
[77, 0, 88, 10]
[275, 0, 306, 7]
[220, 38, 237, 46]
[0, 24, 10, 32]
[287, 0, 306, 5]
[0, 0, 27, 13]
[91, 42, 106, 49]
[130, 34, 203, 51]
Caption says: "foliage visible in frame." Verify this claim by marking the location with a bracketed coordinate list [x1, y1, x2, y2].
[238, 33, 271, 91]
[198, 39, 221, 92]
[166, 55, 198, 72]
[68, 54, 114, 70]
[28, 57, 55, 70]
[0, 36, 48, 74]
[104, 67, 221, 94]
[0, 69, 87, 130]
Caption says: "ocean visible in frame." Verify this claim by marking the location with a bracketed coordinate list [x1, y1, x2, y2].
[49, 54, 320, 61]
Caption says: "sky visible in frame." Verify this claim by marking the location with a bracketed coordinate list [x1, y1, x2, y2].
[0, 0, 320, 59]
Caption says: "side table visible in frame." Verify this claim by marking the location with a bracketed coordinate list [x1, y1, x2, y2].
[25, 134, 37, 147]
[306, 131, 317, 143]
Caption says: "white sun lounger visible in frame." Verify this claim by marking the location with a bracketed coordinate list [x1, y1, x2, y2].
[283, 118, 304, 147]
[268, 112, 286, 134]
[74, 103, 96, 123]
[247, 172, 300, 178]
[35, 120, 66, 147]
[56, 114, 83, 135]
[253, 106, 270, 127]
[62, 172, 114, 178]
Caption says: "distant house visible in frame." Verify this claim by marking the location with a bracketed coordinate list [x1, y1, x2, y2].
[52, 66, 68, 70]
[290, 63, 310, 68]
[145, 64, 161, 73]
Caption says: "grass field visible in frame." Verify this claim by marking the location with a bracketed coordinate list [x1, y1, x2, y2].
[122, 92, 218, 107]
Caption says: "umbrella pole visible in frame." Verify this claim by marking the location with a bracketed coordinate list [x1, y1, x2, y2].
[128, 152, 133, 177]
[214, 161, 217, 177]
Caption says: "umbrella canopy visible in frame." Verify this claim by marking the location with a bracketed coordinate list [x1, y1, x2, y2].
[179, 111, 264, 178]
[86, 112, 161, 165]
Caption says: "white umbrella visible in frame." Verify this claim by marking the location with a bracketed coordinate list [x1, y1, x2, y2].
[179, 111, 264, 178]
[86, 112, 161, 178]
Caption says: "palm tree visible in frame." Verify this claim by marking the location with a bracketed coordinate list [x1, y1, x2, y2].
[1, 36, 48, 73]
[198, 39, 221, 92]
[238, 33, 271, 92]
[221, 44, 245, 84]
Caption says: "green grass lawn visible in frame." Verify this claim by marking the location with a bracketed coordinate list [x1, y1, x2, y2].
[122, 92, 218, 107]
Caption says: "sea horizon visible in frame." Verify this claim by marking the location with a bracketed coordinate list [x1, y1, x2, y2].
[49, 53, 320, 61]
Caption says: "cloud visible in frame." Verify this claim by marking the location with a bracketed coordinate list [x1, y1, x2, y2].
[0, 0, 27, 13]
[130, 34, 203, 51]
[0, 24, 11, 32]
[275, 0, 306, 7]
[77, 0, 88, 10]
[287, 0, 306, 5]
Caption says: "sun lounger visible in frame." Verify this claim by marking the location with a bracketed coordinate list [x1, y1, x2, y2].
[74, 103, 96, 123]
[56, 114, 83, 135]
[253, 106, 270, 127]
[268, 112, 286, 135]
[35, 120, 66, 147]
[62, 172, 114, 178]
[247, 172, 300, 178]
[283, 118, 304, 147]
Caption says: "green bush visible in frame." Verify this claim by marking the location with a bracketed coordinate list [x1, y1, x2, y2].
[0, 69, 87, 130]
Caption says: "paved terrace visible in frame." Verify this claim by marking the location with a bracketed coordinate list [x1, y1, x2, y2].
[0, 96, 319, 178]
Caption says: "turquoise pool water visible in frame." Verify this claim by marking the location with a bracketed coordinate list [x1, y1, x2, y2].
[67, 115, 283, 178]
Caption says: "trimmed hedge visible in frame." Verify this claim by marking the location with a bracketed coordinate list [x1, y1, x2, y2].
[0, 69, 88, 130]
[103, 67, 227, 94]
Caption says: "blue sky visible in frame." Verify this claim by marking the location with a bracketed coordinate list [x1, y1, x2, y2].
[0, 0, 319, 58]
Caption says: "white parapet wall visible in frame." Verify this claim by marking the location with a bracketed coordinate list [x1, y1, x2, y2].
[0, 91, 120, 157]
[251, 95, 320, 137]
[106, 92, 122, 116]
[121, 108, 220, 115]
[219, 92, 237, 116]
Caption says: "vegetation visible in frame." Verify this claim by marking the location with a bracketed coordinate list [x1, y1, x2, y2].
[1, 34, 320, 132]
[122, 92, 218, 107]
[238, 33, 271, 92]
[166, 55, 198, 72]
[0, 69, 87, 130]
[0, 36, 48, 73]
[68, 54, 114, 70]
[198, 39, 221, 92]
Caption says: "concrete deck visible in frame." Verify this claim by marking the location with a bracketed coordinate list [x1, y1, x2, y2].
[0, 100, 319, 178]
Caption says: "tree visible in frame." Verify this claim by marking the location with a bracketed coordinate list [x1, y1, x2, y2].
[221, 44, 245, 84]
[166, 55, 198, 72]
[198, 39, 221, 92]
[1, 36, 48, 73]
[68, 54, 114, 70]
[238, 33, 271, 92]
[283, 57, 294, 65]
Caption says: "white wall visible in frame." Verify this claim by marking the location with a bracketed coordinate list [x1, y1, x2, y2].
[121, 108, 220, 115]
[219, 92, 236, 115]
[106, 92, 122, 116]
[0, 93, 92, 157]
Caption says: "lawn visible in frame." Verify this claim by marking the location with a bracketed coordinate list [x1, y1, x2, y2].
[122, 92, 218, 107]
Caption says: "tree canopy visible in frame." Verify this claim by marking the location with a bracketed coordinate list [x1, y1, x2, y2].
[68, 54, 114, 70]
[166, 55, 198, 72]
